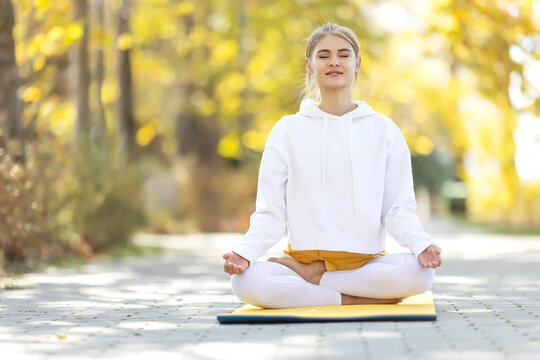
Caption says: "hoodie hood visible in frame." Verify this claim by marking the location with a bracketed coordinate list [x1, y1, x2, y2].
[297, 99, 377, 216]
[298, 98, 377, 120]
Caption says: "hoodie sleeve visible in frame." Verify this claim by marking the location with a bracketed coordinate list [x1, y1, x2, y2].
[230, 123, 289, 264]
[381, 124, 436, 259]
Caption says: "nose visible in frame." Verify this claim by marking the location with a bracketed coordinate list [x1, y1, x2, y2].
[329, 54, 340, 66]
[330, 55, 339, 65]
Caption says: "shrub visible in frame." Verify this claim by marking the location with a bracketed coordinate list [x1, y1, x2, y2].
[0, 134, 147, 274]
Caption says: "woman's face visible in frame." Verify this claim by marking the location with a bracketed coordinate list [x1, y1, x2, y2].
[306, 34, 361, 92]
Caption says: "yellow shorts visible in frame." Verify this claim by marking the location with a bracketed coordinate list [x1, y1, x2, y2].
[283, 243, 387, 271]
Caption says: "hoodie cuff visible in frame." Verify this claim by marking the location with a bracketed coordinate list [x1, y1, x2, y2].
[410, 238, 436, 260]
[230, 243, 260, 265]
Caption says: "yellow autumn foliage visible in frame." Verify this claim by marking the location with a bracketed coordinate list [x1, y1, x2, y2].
[22, 86, 42, 102]
[116, 33, 133, 51]
[137, 124, 156, 146]
[242, 130, 266, 152]
[218, 132, 243, 159]
[211, 39, 238, 66]
[5, 0, 540, 246]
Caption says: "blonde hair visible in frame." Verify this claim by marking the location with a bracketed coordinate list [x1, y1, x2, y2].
[298, 23, 360, 103]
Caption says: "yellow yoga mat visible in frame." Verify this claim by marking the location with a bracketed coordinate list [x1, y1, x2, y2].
[217, 292, 436, 324]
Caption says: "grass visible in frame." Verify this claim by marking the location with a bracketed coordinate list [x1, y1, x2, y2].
[0, 273, 32, 291]
[98, 243, 164, 260]
[0, 282, 31, 291]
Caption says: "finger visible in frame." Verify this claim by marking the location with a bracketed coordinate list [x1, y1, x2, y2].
[223, 252, 231, 260]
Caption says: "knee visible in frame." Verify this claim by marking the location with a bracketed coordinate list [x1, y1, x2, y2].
[410, 260, 435, 294]
[231, 262, 296, 308]
[398, 254, 435, 295]
[416, 266, 435, 292]
[230, 263, 258, 300]
[230, 262, 269, 307]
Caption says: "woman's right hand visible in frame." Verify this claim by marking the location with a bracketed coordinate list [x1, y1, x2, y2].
[223, 251, 250, 275]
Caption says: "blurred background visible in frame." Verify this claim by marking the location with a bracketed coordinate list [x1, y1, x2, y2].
[0, 0, 539, 273]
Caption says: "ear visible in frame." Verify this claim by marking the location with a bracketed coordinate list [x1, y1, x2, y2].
[305, 57, 311, 73]
[356, 56, 362, 72]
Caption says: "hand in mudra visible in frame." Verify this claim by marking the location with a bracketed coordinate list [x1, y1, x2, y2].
[418, 245, 442, 268]
[223, 251, 250, 275]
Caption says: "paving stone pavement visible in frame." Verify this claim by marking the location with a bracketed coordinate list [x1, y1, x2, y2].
[1, 216, 540, 360]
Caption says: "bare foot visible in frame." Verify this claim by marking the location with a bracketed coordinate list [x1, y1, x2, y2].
[341, 294, 404, 305]
[268, 256, 326, 285]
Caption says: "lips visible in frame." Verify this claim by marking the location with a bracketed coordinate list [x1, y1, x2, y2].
[326, 71, 343, 75]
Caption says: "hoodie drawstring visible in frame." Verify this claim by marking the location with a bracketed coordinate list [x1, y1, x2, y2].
[321, 113, 359, 216]
[321, 114, 328, 185]
[348, 115, 359, 216]
[301, 99, 374, 217]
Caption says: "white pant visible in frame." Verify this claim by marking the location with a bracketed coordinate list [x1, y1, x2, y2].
[231, 253, 435, 308]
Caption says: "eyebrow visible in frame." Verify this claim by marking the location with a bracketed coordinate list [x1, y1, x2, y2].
[315, 48, 352, 55]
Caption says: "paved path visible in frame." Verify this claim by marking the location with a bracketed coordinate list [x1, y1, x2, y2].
[1, 216, 540, 359]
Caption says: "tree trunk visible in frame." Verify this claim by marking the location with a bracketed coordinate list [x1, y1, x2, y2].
[174, 5, 221, 231]
[117, 0, 137, 164]
[235, 0, 249, 166]
[175, 84, 198, 156]
[73, 0, 91, 153]
[175, 8, 219, 165]
[0, 0, 23, 140]
[90, 0, 107, 149]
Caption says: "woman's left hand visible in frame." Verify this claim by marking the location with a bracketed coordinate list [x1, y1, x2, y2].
[418, 245, 442, 269]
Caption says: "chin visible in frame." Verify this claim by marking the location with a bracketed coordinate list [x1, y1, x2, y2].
[320, 82, 350, 91]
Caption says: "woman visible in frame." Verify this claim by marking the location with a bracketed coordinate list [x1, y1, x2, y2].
[222, 23, 442, 308]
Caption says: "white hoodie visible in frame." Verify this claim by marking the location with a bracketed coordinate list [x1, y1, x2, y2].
[231, 99, 435, 264]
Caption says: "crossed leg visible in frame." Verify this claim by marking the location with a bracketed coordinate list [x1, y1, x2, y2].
[231, 260, 341, 308]
[231, 253, 434, 309]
